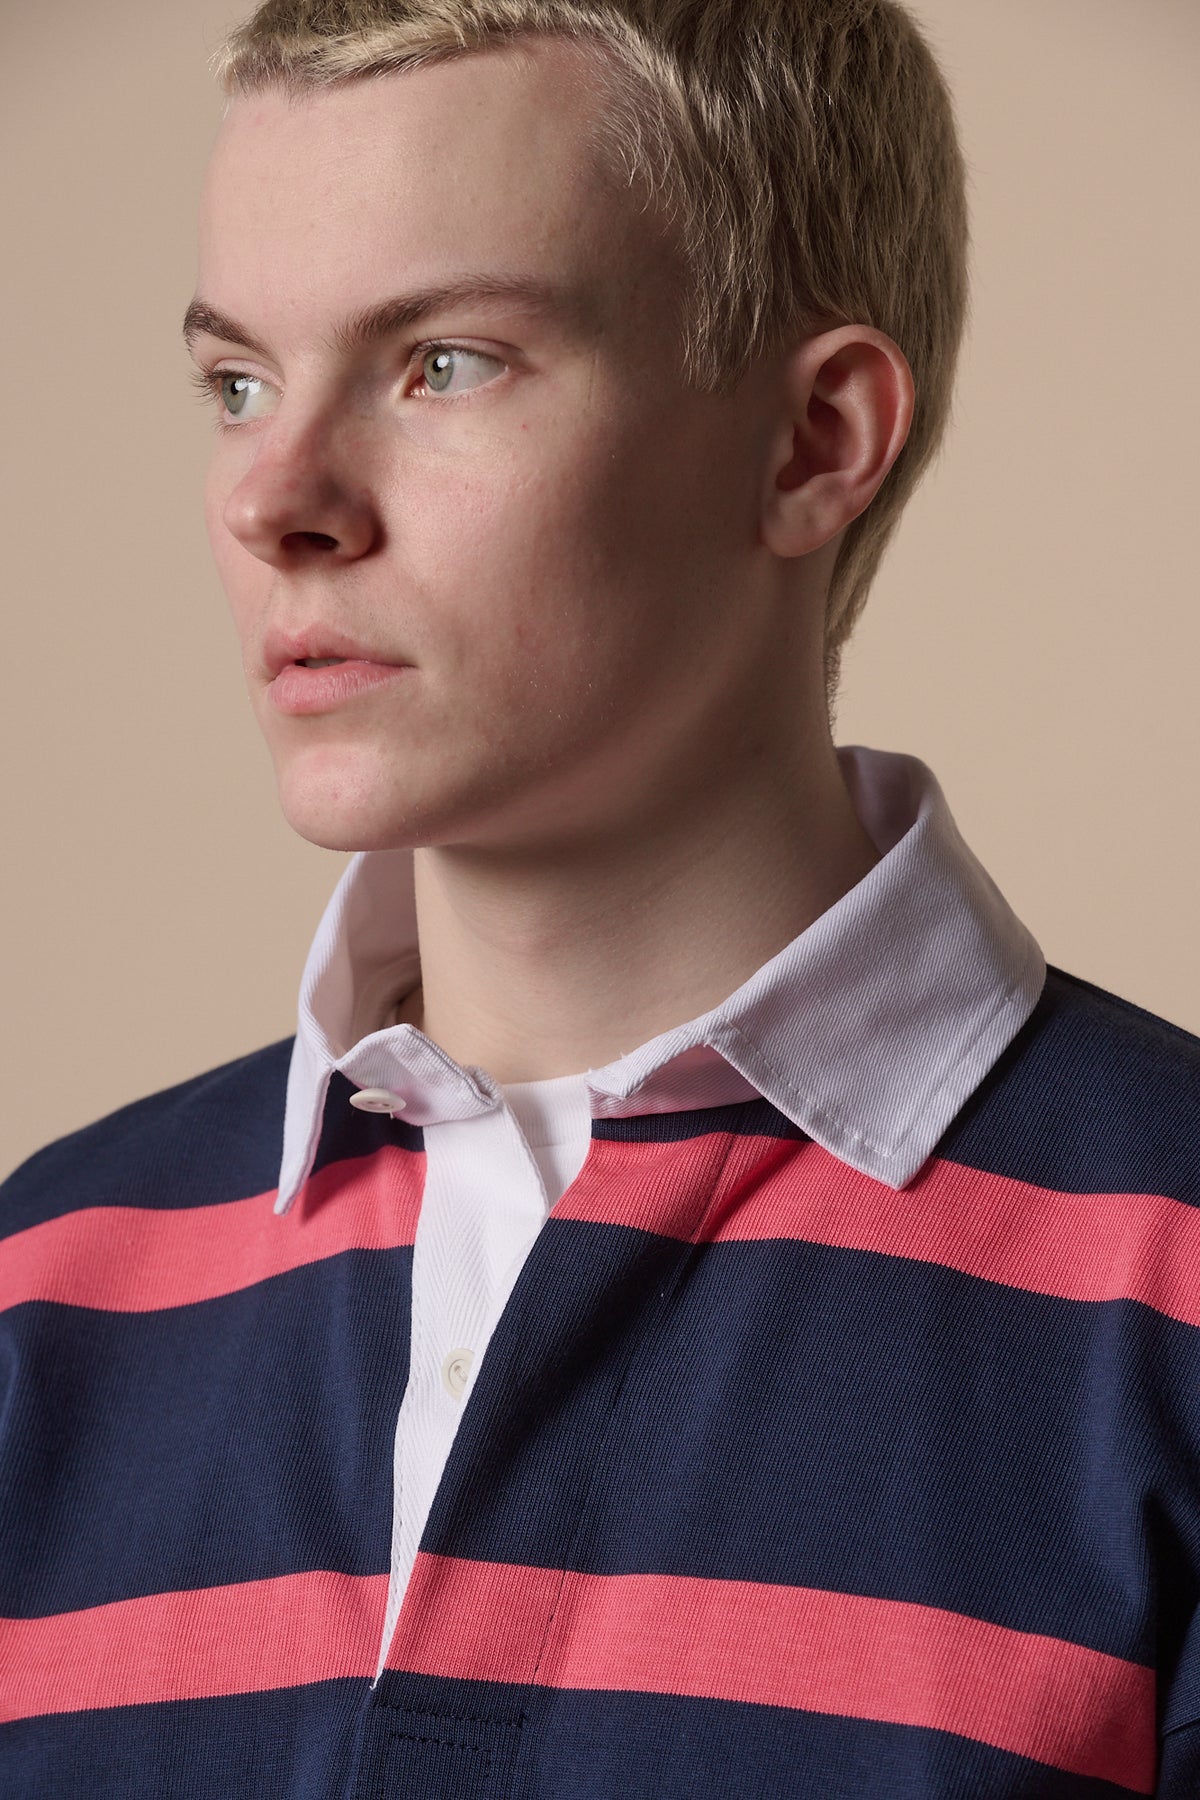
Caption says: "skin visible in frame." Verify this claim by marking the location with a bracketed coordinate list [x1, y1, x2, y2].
[191, 36, 915, 1080]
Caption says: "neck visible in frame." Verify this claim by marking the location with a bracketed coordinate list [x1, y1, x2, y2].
[394, 731, 881, 1083]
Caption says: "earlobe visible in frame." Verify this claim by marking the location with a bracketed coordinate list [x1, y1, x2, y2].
[760, 325, 915, 560]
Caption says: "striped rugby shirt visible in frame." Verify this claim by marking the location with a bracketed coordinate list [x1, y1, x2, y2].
[3, 743, 1200, 1796]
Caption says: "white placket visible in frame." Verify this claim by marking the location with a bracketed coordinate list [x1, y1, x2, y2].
[373, 1099, 551, 1680]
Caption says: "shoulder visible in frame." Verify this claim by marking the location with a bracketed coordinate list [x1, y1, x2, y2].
[935, 965, 1200, 1204]
[1, 1037, 295, 1236]
[1023, 964, 1200, 1084]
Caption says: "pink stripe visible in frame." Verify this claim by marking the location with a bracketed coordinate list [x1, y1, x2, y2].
[553, 1131, 762, 1242]
[390, 1554, 1156, 1791]
[387, 1553, 564, 1685]
[0, 1146, 422, 1314]
[0, 1570, 388, 1720]
[554, 1133, 1200, 1327]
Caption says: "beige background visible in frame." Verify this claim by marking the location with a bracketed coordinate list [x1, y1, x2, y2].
[2, 0, 1197, 1179]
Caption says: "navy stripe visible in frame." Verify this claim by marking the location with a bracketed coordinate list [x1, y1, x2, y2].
[422, 1213, 1200, 1667]
[935, 967, 1200, 1204]
[592, 1096, 806, 1144]
[0, 1051, 425, 1243]
[0, 1250, 410, 1616]
[1160, 1721, 1200, 1786]
[498, 1679, 1153, 1800]
[421, 1209, 688, 1575]
[313, 1069, 424, 1173]
[0, 1038, 295, 1235]
[501, 1679, 1151, 1800]
[0, 1678, 368, 1800]
[0, 1055, 424, 1245]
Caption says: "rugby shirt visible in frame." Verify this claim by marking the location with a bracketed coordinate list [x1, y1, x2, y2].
[3, 743, 1200, 1796]
[283, 741, 1049, 1675]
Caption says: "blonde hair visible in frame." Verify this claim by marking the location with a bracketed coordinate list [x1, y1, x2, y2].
[215, 0, 971, 720]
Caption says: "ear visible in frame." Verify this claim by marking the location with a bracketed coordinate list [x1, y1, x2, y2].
[759, 324, 915, 559]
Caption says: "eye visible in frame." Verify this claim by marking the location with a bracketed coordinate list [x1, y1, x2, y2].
[415, 344, 506, 398]
[216, 371, 278, 421]
[189, 366, 278, 424]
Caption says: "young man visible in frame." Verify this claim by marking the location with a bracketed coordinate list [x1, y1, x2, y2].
[2, 1, 1199, 1794]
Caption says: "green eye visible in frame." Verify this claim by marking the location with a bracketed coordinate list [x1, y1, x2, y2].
[423, 350, 456, 393]
[419, 345, 504, 397]
[220, 373, 273, 418]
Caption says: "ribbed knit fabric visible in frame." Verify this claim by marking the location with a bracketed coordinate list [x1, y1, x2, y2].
[7, 976, 1200, 1793]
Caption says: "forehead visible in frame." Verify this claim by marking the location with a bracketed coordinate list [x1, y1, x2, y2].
[197, 39, 651, 339]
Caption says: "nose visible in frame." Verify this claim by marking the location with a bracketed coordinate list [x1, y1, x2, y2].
[220, 423, 380, 568]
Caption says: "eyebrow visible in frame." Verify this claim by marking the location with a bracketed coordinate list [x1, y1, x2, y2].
[181, 276, 587, 360]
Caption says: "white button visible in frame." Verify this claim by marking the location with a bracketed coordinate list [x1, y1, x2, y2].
[441, 1348, 474, 1399]
[349, 1087, 408, 1115]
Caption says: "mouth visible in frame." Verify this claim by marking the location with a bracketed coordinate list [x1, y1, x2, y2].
[268, 656, 411, 717]
[263, 624, 409, 681]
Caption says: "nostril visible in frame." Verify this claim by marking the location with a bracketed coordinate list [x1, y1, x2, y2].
[283, 530, 339, 551]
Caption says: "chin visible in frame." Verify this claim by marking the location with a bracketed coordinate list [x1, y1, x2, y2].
[268, 743, 421, 853]
[267, 729, 586, 856]
[283, 810, 400, 855]
[270, 746, 506, 855]
[275, 781, 428, 854]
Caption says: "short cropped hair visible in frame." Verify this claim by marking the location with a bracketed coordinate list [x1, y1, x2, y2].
[215, 0, 971, 718]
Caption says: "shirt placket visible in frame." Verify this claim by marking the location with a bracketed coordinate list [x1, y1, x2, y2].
[374, 1100, 551, 1679]
[349, 1118, 746, 1800]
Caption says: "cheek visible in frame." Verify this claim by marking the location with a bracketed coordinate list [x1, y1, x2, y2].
[411, 480, 690, 772]
[419, 473, 644, 702]
[401, 424, 669, 630]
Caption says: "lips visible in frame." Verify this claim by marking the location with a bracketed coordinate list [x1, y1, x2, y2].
[262, 624, 408, 681]
[267, 656, 412, 716]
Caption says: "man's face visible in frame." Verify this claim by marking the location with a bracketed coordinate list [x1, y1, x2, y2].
[193, 40, 788, 854]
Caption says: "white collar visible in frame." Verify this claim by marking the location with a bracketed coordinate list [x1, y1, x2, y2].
[275, 745, 1045, 1212]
